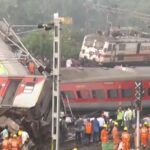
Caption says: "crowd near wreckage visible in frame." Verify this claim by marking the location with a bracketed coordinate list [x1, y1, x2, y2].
[79, 27, 150, 67]
[71, 109, 150, 150]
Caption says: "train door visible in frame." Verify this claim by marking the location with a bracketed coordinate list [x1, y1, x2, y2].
[136, 42, 141, 54]
[109, 43, 116, 63]
[116, 43, 126, 63]
[2, 79, 21, 105]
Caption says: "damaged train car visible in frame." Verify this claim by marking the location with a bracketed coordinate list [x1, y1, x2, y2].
[0, 75, 52, 144]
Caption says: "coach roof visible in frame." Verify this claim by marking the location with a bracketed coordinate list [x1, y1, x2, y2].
[60, 67, 150, 83]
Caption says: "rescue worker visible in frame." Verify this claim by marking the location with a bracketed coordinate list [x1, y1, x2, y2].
[121, 127, 130, 150]
[124, 107, 132, 131]
[10, 134, 20, 150]
[17, 130, 23, 148]
[117, 107, 124, 130]
[1, 126, 9, 140]
[149, 123, 150, 148]
[74, 116, 84, 145]
[101, 124, 108, 149]
[85, 118, 93, 144]
[28, 61, 36, 74]
[2, 135, 10, 150]
[112, 122, 119, 150]
[141, 122, 148, 149]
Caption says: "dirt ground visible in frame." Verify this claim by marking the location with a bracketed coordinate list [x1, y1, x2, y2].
[60, 142, 101, 150]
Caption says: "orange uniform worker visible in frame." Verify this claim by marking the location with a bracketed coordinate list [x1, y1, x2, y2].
[10, 134, 20, 150]
[85, 119, 93, 144]
[148, 123, 150, 139]
[28, 61, 36, 74]
[112, 122, 119, 149]
[141, 122, 148, 149]
[2, 136, 10, 150]
[101, 124, 108, 143]
[121, 127, 130, 150]
[17, 130, 23, 148]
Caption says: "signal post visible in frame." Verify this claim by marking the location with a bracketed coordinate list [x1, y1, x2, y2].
[38, 13, 72, 150]
[135, 81, 143, 150]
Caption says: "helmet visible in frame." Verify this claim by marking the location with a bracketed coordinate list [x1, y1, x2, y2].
[144, 122, 148, 126]
[114, 122, 118, 126]
[18, 130, 23, 136]
[124, 127, 128, 131]
[103, 124, 107, 128]
[13, 134, 17, 138]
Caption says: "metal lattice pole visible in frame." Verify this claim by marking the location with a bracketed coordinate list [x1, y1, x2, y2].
[51, 13, 61, 150]
[135, 81, 142, 150]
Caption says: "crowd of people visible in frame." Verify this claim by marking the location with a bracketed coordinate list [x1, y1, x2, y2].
[0, 126, 30, 150]
[60, 107, 150, 150]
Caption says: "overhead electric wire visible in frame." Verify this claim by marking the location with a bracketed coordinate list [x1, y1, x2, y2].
[16, 28, 43, 35]
[96, 4, 150, 22]
[11, 25, 38, 28]
[3, 18, 45, 69]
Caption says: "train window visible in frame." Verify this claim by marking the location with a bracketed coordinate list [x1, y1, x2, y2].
[77, 90, 90, 99]
[122, 89, 132, 98]
[147, 88, 150, 96]
[117, 55, 124, 61]
[92, 89, 105, 99]
[107, 89, 119, 98]
[113, 45, 116, 50]
[61, 91, 75, 99]
[24, 82, 35, 93]
[108, 44, 112, 51]
[119, 44, 126, 51]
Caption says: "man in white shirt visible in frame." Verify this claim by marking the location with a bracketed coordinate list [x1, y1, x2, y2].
[97, 114, 105, 140]
[66, 58, 72, 68]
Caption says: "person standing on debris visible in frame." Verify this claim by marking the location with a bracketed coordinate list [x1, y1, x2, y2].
[121, 127, 130, 150]
[28, 61, 36, 74]
[141, 122, 149, 149]
[117, 107, 124, 131]
[92, 117, 99, 142]
[85, 118, 93, 144]
[112, 122, 119, 150]
[1, 126, 9, 140]
[74, 116, 84, 145]
[2, 135, 10, 150]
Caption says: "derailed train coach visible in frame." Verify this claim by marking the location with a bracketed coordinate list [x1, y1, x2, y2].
[60, 67, 150, 112]
[79, 28, 150, 66]
[0, 75, 52, 143]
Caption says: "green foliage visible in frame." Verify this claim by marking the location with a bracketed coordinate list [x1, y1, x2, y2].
[22, 28, 84, 59]
[22, 31, 53, 59]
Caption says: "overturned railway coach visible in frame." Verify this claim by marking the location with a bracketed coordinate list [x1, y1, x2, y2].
[60, 67, 150, 111]
[0, 76, 52, 142]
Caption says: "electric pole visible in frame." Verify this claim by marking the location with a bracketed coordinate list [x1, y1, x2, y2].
[38, 13, 72, 150]
[135, 81, 143, 150]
